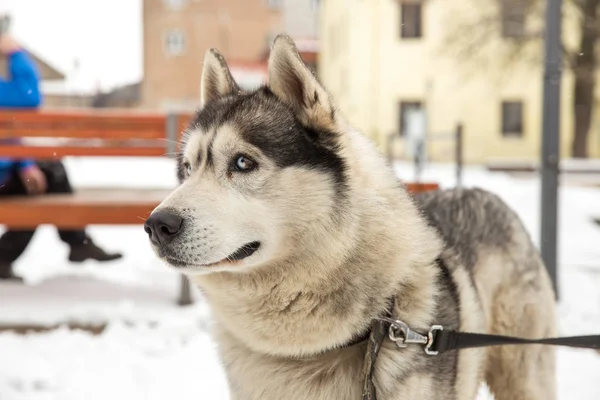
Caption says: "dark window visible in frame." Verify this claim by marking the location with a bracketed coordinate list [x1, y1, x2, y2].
[164, 30, 186, 56]
[266, 0, 282, 9]
[501, 101, 524, 137]
[399, 101, 424, 136]
[501, 1, 526, 38]
[311, 0, 320, 12]
[401, 3, 423, 39]
[163, 0, 186, 10]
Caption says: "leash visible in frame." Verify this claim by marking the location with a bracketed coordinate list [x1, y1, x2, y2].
[360, 316, 600, 400]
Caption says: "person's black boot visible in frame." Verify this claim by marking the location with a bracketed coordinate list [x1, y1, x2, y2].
[68, 240, 123, 263]
[0, 262, 24, 282]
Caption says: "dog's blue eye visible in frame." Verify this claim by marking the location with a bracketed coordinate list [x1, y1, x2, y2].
[234, 155, 256, 172]
[183, 162, 192, 177]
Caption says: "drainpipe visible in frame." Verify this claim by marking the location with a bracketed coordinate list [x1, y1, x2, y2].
[371, 0, 381, 146]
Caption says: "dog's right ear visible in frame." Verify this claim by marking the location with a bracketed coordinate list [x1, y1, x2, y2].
[268, 34, 335, 131]
[200, 48, 240, 107]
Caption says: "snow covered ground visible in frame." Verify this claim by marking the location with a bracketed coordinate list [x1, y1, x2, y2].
[1, 157, 599, 400]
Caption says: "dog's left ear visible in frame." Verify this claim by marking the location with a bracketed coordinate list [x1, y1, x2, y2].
[268, 35, 335, 130]
[200, 48, 240, 107]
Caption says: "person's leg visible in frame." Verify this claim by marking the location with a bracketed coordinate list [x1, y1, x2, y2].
[37, 161, 87, 244]
[37, 160, 123, 262]
[0, 170, 37, 281]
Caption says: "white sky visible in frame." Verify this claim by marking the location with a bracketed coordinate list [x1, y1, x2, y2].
[1, 0, 142, 92]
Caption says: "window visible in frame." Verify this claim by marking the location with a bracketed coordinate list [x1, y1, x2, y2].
[265, 31, 279, 47]
[266, 0, 282, 9]
[400, 3, 423, 39]
[501, 0, 526, 38]
[163, 0, 186, 10]
[501, 101, 524, 137]
[311, 0, 320, 12]
[399, 101, 424, 137]
[164, 30, 186, 56]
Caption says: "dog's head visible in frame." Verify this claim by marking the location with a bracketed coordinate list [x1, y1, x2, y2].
[145, 35, 353, 274]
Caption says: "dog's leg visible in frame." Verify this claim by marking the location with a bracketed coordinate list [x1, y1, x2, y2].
[486, 344, 556, 400]
[484, 276, 557, 400]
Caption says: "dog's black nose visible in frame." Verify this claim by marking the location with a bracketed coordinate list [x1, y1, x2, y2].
[144, 209, 183, 245]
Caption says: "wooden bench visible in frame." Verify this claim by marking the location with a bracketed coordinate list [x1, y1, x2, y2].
[0, 109, 440, 307]
[0, 109, 196, 305]
[404, 182, 440, 193]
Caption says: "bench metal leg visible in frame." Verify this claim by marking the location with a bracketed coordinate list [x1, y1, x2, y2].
[177, 274, 194, 306]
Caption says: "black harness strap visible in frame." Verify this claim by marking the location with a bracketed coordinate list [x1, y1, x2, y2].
[357, 257, 600, 399]
[360, 319, 388, 400]
[359, 308, 599, 398]
[430, 330, 600, 353]
[359, 319, 600, 400]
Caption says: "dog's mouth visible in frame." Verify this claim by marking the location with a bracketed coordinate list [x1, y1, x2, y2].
[222, 241, 261, 263]
[166, 241, 261, 268]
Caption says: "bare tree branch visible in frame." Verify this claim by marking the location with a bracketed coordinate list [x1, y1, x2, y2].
[440, 0, 599, 158]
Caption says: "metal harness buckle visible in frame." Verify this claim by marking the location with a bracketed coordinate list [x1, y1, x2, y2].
[375, 317, 444, 356]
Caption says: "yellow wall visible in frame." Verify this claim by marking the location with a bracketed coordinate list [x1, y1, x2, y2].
[319, 0, 600, 163]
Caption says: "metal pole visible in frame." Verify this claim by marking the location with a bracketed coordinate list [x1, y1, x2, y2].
[178, 275, 194, 306]
[165, 113, 179, 157]
[414, 139, 423, 184]
[455, 124, 463, 188]
[387, 133, 394, 164]
[540, 0, 562, 299]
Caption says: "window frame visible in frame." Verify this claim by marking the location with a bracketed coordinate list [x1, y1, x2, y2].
[163, 0, 186, 11]
[310, 0, 320, 12]
[399, 100, 424, 137]
[266, 0, 283, 10]
[400, 2, 423, 40]
[500, 1, 526, 38]
[501, 100, 525, 138]
[163, 29, 186, 57]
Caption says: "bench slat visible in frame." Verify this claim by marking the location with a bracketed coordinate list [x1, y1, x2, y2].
[0, 109, 167, 124]
[0, 189, 172, 228]
[0, 128, 166, 140]
[0, 146, 167, 158]
[0, 110, 194, 140]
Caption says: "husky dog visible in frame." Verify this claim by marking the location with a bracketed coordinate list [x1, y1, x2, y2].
[145, 35, 557, 400]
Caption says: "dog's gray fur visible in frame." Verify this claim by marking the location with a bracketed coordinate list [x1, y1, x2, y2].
[148, 34, 557, 399]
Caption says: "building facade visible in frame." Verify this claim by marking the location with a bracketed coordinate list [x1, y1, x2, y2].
[319, 0, 600, 163]
[281, 0, 320, 73]
[282, 0, 319, 39]
[142, 0, 284, 111]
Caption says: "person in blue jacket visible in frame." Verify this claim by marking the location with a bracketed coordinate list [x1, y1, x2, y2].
[0, 34, 122, 281]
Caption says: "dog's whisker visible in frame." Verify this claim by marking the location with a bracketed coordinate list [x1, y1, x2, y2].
[158, 138, 181, 145]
